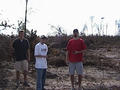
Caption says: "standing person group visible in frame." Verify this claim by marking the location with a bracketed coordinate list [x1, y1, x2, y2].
[12, 28, 86, 90]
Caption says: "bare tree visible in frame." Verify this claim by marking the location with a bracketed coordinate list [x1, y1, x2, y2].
[25, 0, 28, 36]
[0, 20, 14, 31]
[49, 24, 66, 36]
[90, 16, 95, 35]
[82, 24, 88, 36]
[115, 19, 120, 36]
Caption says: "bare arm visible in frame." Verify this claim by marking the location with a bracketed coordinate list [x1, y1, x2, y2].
[34, 44, 47, 59]
[27, 49, 30, 62]
[34, 55, 47, 58]
[65, 51, 69, 64]
[74, 50, 86, 54]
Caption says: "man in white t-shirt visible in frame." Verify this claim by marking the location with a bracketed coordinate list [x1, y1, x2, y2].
[34, 35, 48, 90]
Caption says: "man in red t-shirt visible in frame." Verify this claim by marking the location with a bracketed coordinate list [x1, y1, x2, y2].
[66, 29, 86, 90]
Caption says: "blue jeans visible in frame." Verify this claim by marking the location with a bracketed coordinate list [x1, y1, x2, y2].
[36, 69, 46, 90]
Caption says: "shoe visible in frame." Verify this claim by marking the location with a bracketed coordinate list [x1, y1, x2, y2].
[71, 88, 75, 90]
[78, 87, 83, 90]
[23, 81, 30, 87]
[16, 80, 20, 88]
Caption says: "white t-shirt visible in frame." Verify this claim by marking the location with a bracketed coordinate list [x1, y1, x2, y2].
[34, 42, 48, 69]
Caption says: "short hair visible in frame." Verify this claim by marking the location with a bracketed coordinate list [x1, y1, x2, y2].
[73, 29, 79, 33]
[19, 30, 24, 32]
[18, 30, 24, 34]
[41, 35, 47, 39]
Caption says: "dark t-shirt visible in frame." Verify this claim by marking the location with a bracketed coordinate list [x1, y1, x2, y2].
[13, 38, 30, 61]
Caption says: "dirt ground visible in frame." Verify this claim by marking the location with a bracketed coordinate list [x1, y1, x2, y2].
[0, 47, 120, 90]
[0, 65, 120, 90]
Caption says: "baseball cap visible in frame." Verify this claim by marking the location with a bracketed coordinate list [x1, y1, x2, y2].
[41, 35, 47, 39]
[73, 29, 79, 33]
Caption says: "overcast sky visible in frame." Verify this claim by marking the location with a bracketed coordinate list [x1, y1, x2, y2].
[0, 0, 120, 36]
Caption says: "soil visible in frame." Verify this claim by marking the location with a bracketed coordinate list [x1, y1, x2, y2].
[0, 47, 120, 90]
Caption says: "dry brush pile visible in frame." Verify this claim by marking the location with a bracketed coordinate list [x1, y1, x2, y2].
[1, 34, 120, 89]
[1, 34, 120, 69]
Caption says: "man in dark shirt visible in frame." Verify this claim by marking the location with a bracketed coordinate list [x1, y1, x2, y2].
[13, 30, 30, 87]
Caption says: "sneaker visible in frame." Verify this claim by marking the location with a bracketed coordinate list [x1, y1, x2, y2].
[16, 80, 20, 88]
[71, 88, 75, 90]
[23, 81, 30, 87]
[78, 87, 83, 90]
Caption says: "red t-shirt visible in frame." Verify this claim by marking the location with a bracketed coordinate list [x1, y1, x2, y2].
[67, 38, 86, 62]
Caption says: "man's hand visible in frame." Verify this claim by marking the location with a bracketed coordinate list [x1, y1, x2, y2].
[73, 51, 82, 54]
[65, 57, 69, 65]
[35, 55, 47, 59]
[65, 51, 69, 65]
[27, 49, 30, 62]
[42, 55, 47, 58]
[27, 57, 30, 62]
[66, 60, 69, 65]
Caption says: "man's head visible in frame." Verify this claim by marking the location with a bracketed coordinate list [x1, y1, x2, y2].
[40, 35, 47, 44]
[19, 30, 24, 39]
[73, 29, 79, 38]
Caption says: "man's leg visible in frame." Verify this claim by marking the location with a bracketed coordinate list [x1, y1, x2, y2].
[42, 69, 46, 90]
[70, 75, 75, 88]
[23, 70, 28, 82]
[16, 71, 20, 80]
[22, 60, 29, 86]
[76, 62, 83, 89]
[15, 61, 21, 86]
[69, 62, 76, 89]
[78, 75, 82, 88]
[16, 71, 20, 85]
[36, 69, 43, 90]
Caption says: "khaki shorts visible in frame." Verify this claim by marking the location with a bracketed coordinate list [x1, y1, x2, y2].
[15, 60, 28, 71]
